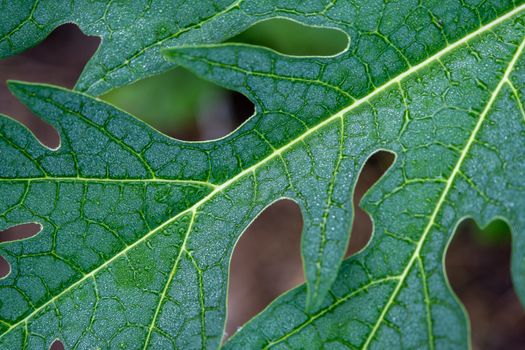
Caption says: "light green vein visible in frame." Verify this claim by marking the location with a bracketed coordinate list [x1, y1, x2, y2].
[259, 276, 400, 349]
[507, 80, 525, 121]
[0, 0, 40, 44]
[417, 256, 434, 350]
[176, 56, 355, 100]
[142, 210, 197, 350]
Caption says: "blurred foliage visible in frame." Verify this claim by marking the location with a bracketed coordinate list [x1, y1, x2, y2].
[477, 219, 512, 245]
[102, 69, 221, 134]
[229, 18, 348, 56]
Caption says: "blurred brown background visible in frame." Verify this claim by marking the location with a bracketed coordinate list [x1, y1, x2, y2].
[0, 23, 524, 349]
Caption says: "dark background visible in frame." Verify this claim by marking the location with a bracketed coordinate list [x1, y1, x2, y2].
[0, 22, 524, 349]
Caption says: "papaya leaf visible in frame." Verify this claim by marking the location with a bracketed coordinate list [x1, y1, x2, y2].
[1, 1, 525, 349]
[218, 4, 525, 350]
[0, 0, 349, 96]
[0, 0, 250, 95]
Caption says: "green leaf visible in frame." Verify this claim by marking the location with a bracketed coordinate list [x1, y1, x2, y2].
[0, 74, 355, 348]
[1, 1, 525, 350]
[218, 5, 525, 350]
[0, 0, 349, 96]
[0, 0, 252, 95]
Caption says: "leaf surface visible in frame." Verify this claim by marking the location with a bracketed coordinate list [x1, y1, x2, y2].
[1, 0, 251, 95]
[0, 0, 349, 96]
[1, 1, 525, 349]
[220, 4, 525, 350]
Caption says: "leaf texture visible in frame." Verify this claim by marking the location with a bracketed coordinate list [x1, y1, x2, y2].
[1, 0, 525, 349]
[0, 0, 248, 95]
[220, 4, 525, 350]
[0, 0, 348, 96]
